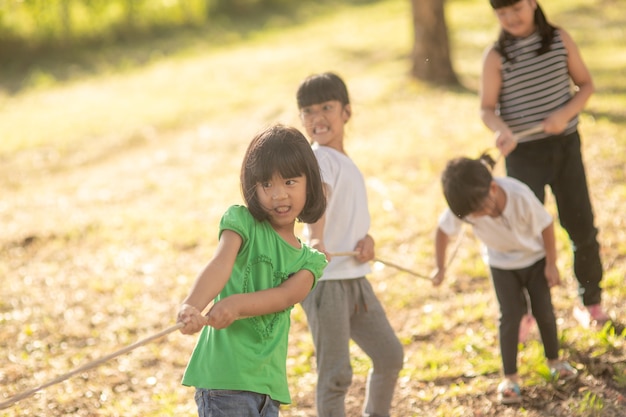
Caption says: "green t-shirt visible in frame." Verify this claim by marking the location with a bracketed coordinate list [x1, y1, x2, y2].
[182, 205, 326, 404]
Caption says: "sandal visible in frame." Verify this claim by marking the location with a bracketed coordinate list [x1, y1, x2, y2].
[550, 361, 578, 381]
[497, 379, 521, 405]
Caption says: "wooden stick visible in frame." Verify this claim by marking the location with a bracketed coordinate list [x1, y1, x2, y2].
[329, 252, 432, 280]
[495, 124, 543, 164]
[512, 124, 543, 142]
[374, 257, 432, 280]
[0, 322, 184, 410]
[330, 251, 360, 257]
[329, 228, 466, 282]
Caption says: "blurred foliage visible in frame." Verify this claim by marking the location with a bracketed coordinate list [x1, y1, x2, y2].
[0, 0, 380, 93]
[0, 0, 371, 54]
[0, 0, 206, 42]
[0, 0, 378, 46]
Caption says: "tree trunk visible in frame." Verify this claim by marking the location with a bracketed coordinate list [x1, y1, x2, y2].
[59, 0, 72, 44]
[410, 0, 458, 86]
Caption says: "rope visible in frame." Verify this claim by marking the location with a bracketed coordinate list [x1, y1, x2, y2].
[330, 228, 466, 281]
[374, 256, 431, 280]
[0, 322, 184, 410]
[494, 124, 543, 164]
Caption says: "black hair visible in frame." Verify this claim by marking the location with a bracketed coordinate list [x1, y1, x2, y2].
[489, 0, 557, 63]
[441, 152, 496, 219]
[296, 72, 350, 109]
[240, 124, 326, 223]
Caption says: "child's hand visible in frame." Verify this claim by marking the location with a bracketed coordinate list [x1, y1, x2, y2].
[206, 298, 240, 329]
[431, 268, 445, 287]
[177, 303, 209, 335]
[354, 234, 375, 263]
[494, 129, 517, 157]
[543, 111, 568, 135]
[544, 263, 561, 288]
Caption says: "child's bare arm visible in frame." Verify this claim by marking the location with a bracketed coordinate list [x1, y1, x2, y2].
[206, 270, 315, 329]
[177, 230, 242, 334]
[543, 29, 594, 135]
[541, 222, 561, 287]
[432, 227, 450, 287]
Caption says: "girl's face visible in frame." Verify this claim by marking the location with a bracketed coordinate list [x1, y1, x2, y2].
[494, 0, 537, 38]
[467, 182, 502, 219]
[299, 100, 351, 152]
[470, 196, 499, 218]
[256, 172, 307, 233]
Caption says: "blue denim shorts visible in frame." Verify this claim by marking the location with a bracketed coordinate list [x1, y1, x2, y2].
[194, 389, 280, 417]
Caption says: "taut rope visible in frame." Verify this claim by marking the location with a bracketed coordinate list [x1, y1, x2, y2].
[0, 322, 184, 409]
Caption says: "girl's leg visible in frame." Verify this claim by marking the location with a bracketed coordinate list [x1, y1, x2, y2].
[491, 267, 526, 376]
[506, 139, 554, 203]
[550, 132, 603, 307]
[301, 281, 353, 417]
[350, 278, 404, 417]
[194, 389, 279, 417]
[524, 259, 559, 360]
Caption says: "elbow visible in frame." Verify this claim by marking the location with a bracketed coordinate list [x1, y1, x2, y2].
[286, 288, 311, 307]
[577, 80, 594, 98]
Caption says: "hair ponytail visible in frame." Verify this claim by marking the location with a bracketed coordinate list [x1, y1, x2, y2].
[478, 151, 496, 171]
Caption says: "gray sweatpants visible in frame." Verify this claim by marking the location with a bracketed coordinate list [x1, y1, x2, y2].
[301, 278, 404, 417]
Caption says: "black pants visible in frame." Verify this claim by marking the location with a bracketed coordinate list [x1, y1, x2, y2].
[491, 259, 559, 376]
[506, 131, 603, 306]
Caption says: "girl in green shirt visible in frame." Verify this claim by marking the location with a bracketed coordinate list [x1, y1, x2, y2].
[177, 124, 328, 416]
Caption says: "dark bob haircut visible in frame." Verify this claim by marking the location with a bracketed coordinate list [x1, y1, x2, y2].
[240, 124, 326, 223]
[296, 72, 350, 109]
[441, 153, 496, 219]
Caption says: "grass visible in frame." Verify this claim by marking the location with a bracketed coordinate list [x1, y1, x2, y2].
[0, 0, 625, 416]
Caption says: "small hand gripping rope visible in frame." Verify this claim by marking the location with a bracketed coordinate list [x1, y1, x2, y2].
[494, 124, 544, 164]
[0, 322, 184, 409]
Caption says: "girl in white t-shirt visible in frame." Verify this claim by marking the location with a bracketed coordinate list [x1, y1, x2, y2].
[432, 153, 577, 405]
[297, 72, 403, 417]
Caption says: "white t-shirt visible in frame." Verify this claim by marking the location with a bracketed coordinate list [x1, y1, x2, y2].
[304, 145, 372, 280]
[438, 177, 553, 270]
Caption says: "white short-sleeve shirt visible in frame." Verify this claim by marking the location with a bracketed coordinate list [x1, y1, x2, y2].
[304, 145, 372, 280]
[438, 177, 553, 270]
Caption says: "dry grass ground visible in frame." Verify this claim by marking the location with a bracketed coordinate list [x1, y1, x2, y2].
[1, 0, 625, 416]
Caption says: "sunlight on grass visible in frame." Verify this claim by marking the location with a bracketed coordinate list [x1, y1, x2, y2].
[571, 322, 626, 358]
[575, 391, 605, 417]
[518, 340, 556, 385]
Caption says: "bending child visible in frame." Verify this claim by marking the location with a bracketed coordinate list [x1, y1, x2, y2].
[432, 153, 577, 405]
[297, 72, 404, 417]
[176, 124, 328, 417]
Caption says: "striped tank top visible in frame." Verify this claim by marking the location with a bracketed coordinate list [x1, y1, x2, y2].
[498, 30, 577, 143]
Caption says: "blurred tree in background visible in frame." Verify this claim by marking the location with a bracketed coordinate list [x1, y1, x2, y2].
[410, 0, 458, 86]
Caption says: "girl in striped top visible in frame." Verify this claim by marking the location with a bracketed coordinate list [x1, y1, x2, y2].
[479, 0, 609, 327]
